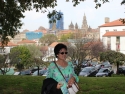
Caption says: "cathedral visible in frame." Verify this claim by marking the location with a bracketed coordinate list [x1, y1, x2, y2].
[68, 13, 99, 40]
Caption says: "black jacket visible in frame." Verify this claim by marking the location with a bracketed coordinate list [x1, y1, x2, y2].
[41, 78, 62, 94]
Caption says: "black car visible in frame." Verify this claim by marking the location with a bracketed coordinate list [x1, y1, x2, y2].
[79, 67, 98, 77]
[96, 68, 114, 77]
[117, 66, 125, 75]
[30, 67, 43, 73]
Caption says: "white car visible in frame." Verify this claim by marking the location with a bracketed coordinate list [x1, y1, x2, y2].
[13, 72, 20, 75]
[42, 71, 48, 76]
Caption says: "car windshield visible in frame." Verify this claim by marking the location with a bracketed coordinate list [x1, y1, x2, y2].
[98, 69, 108, 73]
[91, 62, 98, 65]
[82, 67, 93, 72]
[102, 61, 110, 65]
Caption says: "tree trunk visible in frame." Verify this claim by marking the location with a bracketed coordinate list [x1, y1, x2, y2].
[37, 66, 39, 75]
[116, 62, 119, 74]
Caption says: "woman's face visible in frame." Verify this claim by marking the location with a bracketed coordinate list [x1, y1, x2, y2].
[57, 48, 68, 60]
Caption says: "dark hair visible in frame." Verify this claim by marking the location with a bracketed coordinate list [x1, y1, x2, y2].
[54, 43, 67, 58]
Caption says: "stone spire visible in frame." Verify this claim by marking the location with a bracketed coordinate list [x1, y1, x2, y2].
[81, 13, 88, 31]
[75, 23, 78, 30]
[87, 25, 92, 32]
[69, 21, 74, 30]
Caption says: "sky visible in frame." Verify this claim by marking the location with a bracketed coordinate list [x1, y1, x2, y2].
[19, 0, 125, 32]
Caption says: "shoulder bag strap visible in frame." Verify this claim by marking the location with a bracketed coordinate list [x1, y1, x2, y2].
[53, 61, 67, 82]
[54, 61, 79, 90]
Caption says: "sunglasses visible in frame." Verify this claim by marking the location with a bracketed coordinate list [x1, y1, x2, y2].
[59, 52, 68, 55]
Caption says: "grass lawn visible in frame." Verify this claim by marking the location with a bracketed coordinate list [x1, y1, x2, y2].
[0, 75, 125, 94]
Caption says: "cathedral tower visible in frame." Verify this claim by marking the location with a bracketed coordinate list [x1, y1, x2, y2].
[69, 21, 74, 30]
[75, 23, 78, 30]
[81, 13, 88, 32]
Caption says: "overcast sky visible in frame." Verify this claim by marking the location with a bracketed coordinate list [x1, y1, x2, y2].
[20, 0, 125, 32]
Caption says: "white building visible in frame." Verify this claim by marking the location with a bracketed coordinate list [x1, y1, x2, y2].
[0, 42, 17, 63]
[99, 18, 125, 54]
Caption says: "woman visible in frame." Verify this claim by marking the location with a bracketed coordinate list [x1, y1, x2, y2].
[46, 43, 79, 94]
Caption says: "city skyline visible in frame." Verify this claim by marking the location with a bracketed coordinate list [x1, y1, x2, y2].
[20, 0, 125, 32]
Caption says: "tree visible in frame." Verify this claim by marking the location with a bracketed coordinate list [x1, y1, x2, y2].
[67, 38, 94, 75]
[0, 53, 16, 75]
[0, 54, 6, 75]
[10, 46, 31, 71]
[89, 41, 105, 61]
[100, 50, 125, 74]
[0, 0, 112, 45]
[39, 34, 57, 46]
[59, 33, 74, 42]
[24, 44, 44, 67]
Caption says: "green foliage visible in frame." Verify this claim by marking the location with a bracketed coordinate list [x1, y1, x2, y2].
[100, 50, 125, 64]
[0, 54, 5, 65]
[10, 46, 31, 69]
[94, 0, 109, 9]
[1, 76, 125, 94]
[24, 44, 41, 58]
[0, 0, 24, 45]
[59, 33, 73, 42]
[121, 0, 125, 5]
[100, 50, 125, 74]
[39, 34, 57, 46]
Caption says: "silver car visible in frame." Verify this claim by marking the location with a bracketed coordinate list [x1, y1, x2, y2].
[79, 67, 97, 77]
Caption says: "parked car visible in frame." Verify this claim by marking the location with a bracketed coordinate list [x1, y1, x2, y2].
[20, 70, 31, 75]
[96, 68, 114, 77]
[32, 69, 47, 76]
[90, 62, 98, 66]
[79, 67, 98, 77]
[13, 72, 20, 75]
[101, 61, 112, 68]
[30, 67, 43, 73]
[42, 71, 48, 76]
[117, 66, 125, 75]
[95, 64, 102, 71]
[81, 60, 91, 68]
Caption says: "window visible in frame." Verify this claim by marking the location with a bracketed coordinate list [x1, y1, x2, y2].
[116, 36, 120, 51]
[106, 30, 109, 32]
[116, 36, 120, 43]
[107, 37, 111, 50]
[114, 29, 117, 31]
[107, 37, 111, 44]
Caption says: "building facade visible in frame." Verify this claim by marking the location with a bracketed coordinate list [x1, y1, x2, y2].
[99, 18, 125, 54]
[49, 11, 64, 31]
[26, 31, 43, 40]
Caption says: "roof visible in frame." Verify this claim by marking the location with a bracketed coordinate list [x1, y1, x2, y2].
[40, 46, 48, 51]
[103, 31, 125, 37]
[99, 19, 125, 27]
[49, 42, 69, 48]
[20, 29, 29, 34]
[17, 39, 36, 44]
[35, 29, 47, 34]
[0, 42, 17, 47]
[58, 29, 78, 34]
[38, 26, 46, 30]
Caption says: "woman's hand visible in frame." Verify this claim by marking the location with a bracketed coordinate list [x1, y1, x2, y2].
[68, 76, 75, 87]
[57, 82, 63, 89]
